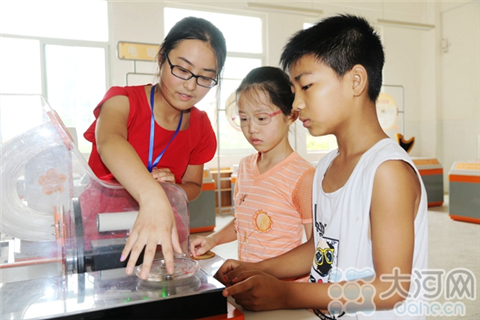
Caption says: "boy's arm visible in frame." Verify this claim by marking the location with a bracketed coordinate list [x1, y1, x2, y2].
[369, 159, 420, 309]
[217, 235, 314, 283]
[218, 237, 333, 311]
[222, 271, 332, 311]
[260, 234, 314, 277]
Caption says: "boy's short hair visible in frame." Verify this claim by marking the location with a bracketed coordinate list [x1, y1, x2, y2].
[280, 14, 385, 102]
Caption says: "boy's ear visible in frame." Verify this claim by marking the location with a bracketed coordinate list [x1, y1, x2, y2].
[351, 65, 368, 97]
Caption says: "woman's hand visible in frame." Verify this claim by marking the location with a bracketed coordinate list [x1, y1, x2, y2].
[120, 196, 182, 279]
[151, 167, 175, 183]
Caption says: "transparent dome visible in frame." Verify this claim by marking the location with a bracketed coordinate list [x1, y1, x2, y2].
[0, 94, 190, 278]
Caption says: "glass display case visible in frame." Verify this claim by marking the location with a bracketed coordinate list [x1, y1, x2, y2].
[0, 94, 227, 319]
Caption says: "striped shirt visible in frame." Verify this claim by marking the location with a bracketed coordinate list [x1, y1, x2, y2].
[234, 151, 314, 263]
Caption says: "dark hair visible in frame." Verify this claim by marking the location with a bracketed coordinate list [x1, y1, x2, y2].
[233, 66, 294, 116]
[280, 14, 385, 102]
[158, 17, 227, 77]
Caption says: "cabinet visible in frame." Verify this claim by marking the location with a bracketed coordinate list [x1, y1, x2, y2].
[189, 169, 216, 233]
[210, 168, 234, 214]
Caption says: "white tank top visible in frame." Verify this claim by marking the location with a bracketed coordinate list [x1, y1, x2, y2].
[310, 138, 428, 320]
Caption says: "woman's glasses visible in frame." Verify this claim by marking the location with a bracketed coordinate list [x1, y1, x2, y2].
[232, 110, 282, 127]
[166, 55, 218, 88]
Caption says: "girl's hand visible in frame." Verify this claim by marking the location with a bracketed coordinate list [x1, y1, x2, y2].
[190, 236, 216, 257]
[120, 198, 182, 279]
[151, 167, 175, 183]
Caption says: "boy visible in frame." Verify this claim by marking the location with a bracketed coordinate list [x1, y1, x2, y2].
[215, 14, 428, 319]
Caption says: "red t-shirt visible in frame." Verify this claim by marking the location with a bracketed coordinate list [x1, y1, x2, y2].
[84, 85, 217, 183]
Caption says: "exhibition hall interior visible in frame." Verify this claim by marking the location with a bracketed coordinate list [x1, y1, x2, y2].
[0, 1, 479, 319]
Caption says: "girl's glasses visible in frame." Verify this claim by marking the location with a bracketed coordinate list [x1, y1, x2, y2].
[232, 110, 282, 127]
[166, 55, 218, 88]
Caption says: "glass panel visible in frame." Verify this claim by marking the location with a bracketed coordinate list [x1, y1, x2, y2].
[0, 94, 192, 288]
[195, 86, 218, 129]
[221, 57, 262, 105]
[164, 7, 262, 54]
[194, 79, 254, 152]
[191, 57, 261, 153]
[45, 45, 106, 153]
[0, 37, 42, 94]
[220, 58, 261, 151]
[220, 77, 254, 151]
[0, 1, 108, 41]
[222, 57, 262, 80]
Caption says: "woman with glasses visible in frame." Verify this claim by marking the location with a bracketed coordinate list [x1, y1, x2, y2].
[83, 17, 226, 279]
[190, 67, 314, 281]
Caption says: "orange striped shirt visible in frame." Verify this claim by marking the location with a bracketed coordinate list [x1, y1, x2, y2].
[234, 151, 314, 264]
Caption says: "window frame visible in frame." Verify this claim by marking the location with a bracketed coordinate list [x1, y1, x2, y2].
[162, 4, 267, 165]
[1, 33, 110, 100]
[1, 33, 110, 158]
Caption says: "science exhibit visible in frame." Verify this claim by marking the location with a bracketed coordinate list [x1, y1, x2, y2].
[0, 94, 242, 319]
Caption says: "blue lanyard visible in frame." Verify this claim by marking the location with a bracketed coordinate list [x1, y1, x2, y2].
[147, 84, 183, 172]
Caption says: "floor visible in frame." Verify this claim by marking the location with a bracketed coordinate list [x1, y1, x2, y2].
[194, 196, 480, 320]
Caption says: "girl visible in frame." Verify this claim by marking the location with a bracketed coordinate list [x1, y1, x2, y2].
[190, 67, 314, 279]
[83, 17, 226, 278]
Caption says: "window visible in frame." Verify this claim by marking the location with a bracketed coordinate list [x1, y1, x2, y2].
[164, 8, 262, 54]
[164, 7, 264, 155]
[0, 37, 42, 94]
[219, 57, 262, 152]
[45, 45, 107, 153]
[0, 1, 109, 154]
[0, 1, 108, 42]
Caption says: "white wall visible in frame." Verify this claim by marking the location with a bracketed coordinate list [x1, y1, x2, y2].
[439, 1, 480, 190]
[108, 2, 164, 85]
[105, 0, 480, 192]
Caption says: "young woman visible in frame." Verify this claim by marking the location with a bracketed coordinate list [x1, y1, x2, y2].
[190, 67, 314, 281]
[83, 17, 226, 278]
